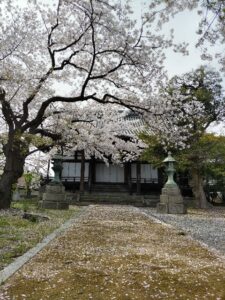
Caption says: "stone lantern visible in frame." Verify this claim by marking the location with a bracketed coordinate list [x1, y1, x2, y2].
[51, 152, 63, 184]
[157, 152, 186, 214]
[163, 152, 177, 187]
[39, 151, 68, 210]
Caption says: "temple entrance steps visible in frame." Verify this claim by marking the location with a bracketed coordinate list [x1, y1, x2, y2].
[66, 192, 160, 207]
[90, 184, 129, 193]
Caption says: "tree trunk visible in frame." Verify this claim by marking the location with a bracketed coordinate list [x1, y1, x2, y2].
[189, 169, 208, 209]
[0, 136, 28, 209]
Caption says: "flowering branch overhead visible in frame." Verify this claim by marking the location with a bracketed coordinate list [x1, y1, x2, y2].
[0, 0, 183, 209]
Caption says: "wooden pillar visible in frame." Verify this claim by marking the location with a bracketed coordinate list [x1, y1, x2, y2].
[79, 150, 85, 193]
[46, 159, 51, 181]
[88, 157, 94, 192]
[158, 167, 164, 188]
[127, 162, 132, 194]
[136, 161, 141, 195]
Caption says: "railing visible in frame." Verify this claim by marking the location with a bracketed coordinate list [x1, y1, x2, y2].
[61, 176, 89, 182]
[131, 178, 158, 184]
[43, 176, 88, 183]
[44, 176, 158, 184]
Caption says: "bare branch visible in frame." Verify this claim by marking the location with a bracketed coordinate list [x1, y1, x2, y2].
[0, 36, 25, 61]
[52, 24, 91, 54]
[90, 58, 124, 80]
[71, 119, 94, 124]
[81, 0, 98, 97]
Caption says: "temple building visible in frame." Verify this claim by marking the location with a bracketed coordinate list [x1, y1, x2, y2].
[60, 152, 163, 195]
[50, 110, 164, 201]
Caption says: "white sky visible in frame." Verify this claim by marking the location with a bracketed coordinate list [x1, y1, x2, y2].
[130, 0, 223, 79]
[130, 0, 225, 134]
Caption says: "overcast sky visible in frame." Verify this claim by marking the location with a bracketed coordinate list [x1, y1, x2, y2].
[129, 1, 225, 134]
[129, 0, 223, 79]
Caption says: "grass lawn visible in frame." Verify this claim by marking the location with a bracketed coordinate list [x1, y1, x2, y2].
[0, 205, 225, 300]
[0, 199, 80, 271]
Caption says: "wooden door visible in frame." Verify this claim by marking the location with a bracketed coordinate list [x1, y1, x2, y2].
[95, 164, 124, 183]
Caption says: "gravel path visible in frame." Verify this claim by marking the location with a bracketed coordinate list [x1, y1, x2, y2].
[140, 207, 225, 255]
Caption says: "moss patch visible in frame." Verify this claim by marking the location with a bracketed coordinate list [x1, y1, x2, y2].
[0, 199, 80, 270]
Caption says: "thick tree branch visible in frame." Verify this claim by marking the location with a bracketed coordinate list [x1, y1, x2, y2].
[0, 88, 16, 129]
[30, 128, 62, 140]
[91, 93, 154, 114]
[22, 94, 95, 131]
[20, 68, 53, 126]
[47, 0, 61, 67]
[27, 144, 55, 156]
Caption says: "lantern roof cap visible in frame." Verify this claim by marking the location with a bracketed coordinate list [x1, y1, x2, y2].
[52, 150, 62, 160]
[163, 151, 176, 163]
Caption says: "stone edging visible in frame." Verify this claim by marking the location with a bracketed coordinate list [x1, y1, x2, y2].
[0, 207, 87, 285]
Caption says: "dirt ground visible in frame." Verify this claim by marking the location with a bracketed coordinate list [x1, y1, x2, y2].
[0, 205, 225, 300]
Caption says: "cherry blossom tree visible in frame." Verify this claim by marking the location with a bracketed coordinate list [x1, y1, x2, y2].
[57, 104, 145, 161]
[0, 0, 176, 209]
[51, 104, 147, 191]
[142, 66, 225, 208]
[163, 66, 224, 209]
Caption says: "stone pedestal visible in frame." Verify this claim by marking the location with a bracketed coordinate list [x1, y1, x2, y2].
[157, 185, 187, 214]
[39, 183, 69, 210]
